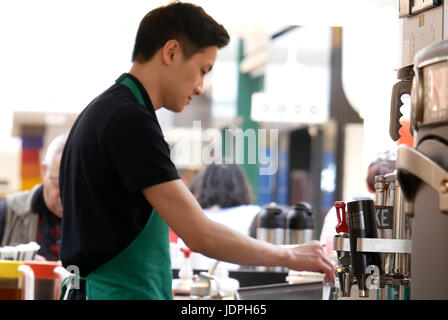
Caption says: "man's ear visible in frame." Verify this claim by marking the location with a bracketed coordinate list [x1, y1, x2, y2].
[161, 40, 181, 65]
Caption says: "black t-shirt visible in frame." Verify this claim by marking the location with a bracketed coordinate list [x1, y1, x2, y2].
[59, 73, 180, 277]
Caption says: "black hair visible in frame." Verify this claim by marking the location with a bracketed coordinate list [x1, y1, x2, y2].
[132, 1, 230, 62]
[191, 162, 254, 209]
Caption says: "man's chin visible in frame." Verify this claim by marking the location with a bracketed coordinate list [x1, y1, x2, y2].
[167, 104, 186, 113]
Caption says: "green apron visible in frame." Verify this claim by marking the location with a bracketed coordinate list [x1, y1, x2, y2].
[84, 74, 172, 300]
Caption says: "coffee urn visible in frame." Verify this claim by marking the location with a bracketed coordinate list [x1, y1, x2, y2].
[256, 202, 287, 245]
[395, 40, 448, 299]
[256, 203, 287, 272]
[285, 202, 315, 245]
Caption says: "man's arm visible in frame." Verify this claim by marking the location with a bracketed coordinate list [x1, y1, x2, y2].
[142, 179, 335, 282]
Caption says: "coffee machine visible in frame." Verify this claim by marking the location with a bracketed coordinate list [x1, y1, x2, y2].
[394, 40, 448, 299]
[390, 1, 448, 299]
[332, 192, 412, 299]
[332, 1, 447, 300]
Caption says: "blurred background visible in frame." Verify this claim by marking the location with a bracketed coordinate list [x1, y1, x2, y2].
[0, 0, 410, 238]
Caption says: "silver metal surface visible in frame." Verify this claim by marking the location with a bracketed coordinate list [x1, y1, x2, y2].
[333, 236, 351, 252]
[385, 173, 397, 207]
[256, 228, 285, 272]
[393, 185, 406, 241]
[256, 228, 285, 245]
[286, 229, 314, 245]
[374, 175, 387, 206]
[357, 238, 412, 254]
[397, 146, 448, 213]
[378, 228, 393, 240]
[238, 281, 323, 300]
[392, 183, 408, 275]
[334, 236, 412, 254]
[411, 183, 448, 299]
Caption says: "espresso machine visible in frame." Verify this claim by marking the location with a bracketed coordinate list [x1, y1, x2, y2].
[332, 191, 412, 300]
[394, 39, 448, 299]
[373, 173, 412, 300]
[390, 1, 448, 299]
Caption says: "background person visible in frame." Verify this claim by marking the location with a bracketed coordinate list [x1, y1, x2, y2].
[186, 162, 260, 270]
[0, 134, 67, 261]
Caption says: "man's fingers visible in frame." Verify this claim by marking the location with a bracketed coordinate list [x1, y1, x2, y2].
[321, 256, 336, 282]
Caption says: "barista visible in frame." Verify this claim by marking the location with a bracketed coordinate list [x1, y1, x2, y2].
[59, 2, 335, 300]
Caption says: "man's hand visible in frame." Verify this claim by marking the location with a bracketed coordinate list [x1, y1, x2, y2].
[285, 241, 336, 282]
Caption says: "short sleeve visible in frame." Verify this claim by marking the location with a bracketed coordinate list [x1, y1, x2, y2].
[103, 104, 179, 193]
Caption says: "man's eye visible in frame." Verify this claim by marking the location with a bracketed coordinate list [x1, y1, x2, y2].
[201, 69, 206, 76]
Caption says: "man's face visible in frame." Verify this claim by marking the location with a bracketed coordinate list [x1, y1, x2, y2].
[162, 45, 217, 112]
[42, 153, 63, 218]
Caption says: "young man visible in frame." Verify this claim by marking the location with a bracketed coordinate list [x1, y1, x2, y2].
[60, 1, 335, 300]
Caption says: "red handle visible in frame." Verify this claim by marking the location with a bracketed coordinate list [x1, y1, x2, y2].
[180, 247, 192, 258]
[334, 201, 348, 234]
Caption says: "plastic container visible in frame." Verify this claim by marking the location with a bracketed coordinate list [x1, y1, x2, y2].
[0, 260, 34, 300]
[212, 265, 240, 298]
[172, 247, 194, 297]
[24, 261, 62, 300]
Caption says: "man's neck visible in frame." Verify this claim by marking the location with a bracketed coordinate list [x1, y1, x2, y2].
[128, 62, 163, 111]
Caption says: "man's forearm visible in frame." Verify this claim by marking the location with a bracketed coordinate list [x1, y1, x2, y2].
[193, 218, 292, 268]
[142, 179, 335, 280]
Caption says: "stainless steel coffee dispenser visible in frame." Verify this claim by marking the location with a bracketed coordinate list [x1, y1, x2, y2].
[256, 202, 287, 272]
[395, 40, 448, 299]
[285, 202, 315, 245]
[256, 202, 287, 246]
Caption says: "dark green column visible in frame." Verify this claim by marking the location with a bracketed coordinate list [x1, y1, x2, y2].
[235, 38, 264, 203]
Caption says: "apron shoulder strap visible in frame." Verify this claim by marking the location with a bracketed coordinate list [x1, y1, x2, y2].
[116, 73, 146, 108]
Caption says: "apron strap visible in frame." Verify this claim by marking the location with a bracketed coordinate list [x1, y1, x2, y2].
[59, 274, 86, 300]
[116, 73, 147, 108]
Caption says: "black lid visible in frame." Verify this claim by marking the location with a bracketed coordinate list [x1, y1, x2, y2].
[286, 202, 314, 230]
[257, 203, 287, 228]
[347, 199, 375, 215]
[347, 199, 377, 236]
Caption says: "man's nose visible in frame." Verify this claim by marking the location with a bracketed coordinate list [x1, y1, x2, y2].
[194, 78, 204, 96]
